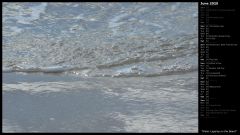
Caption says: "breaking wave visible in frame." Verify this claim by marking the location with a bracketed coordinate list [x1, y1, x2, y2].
[3, 3, 198, 78]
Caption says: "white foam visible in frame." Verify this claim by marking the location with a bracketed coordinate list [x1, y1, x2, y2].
[16, 3, 48, 24]
[108, 13, 129, 28]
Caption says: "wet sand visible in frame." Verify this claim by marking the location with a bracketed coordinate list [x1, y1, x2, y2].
[3, 72, 198, 132]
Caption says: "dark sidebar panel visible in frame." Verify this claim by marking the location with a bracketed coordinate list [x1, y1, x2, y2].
[199, 1, 239, 134]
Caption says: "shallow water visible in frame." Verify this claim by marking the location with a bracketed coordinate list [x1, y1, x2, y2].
[3, 2, 198, 132]
[3, 72, 198, 132]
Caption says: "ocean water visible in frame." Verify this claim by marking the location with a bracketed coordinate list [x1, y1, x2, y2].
[2, 3, 198, 132]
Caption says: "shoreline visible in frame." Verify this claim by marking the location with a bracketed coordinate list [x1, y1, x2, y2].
[3, 72, 198, 132]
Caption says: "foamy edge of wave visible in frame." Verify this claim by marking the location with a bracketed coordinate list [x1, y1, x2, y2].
[3, 65, 197, 78]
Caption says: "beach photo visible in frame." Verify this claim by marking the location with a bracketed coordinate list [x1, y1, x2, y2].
[3, 2, 198, 132]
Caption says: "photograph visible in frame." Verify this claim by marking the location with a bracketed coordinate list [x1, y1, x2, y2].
[2, 2, 198, 132]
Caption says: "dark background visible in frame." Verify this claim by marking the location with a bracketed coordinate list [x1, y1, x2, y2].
[199, 1, 239, 133]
